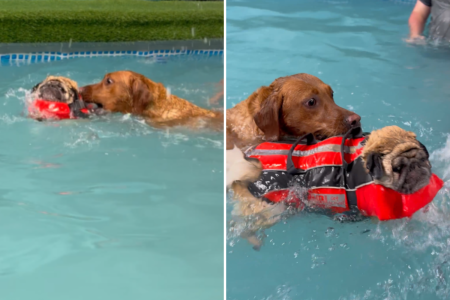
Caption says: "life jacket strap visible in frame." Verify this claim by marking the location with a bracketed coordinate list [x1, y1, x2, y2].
[69, 99, 90, 119]
[346, 190, 358, 208]
[339, 127, 365, 208]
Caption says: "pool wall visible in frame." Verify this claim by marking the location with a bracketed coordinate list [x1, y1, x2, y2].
[0, 39, 224, 64]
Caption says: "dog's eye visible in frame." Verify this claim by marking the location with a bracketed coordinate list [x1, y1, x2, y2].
[105, 78, 113, 85]
[306, 98, 316, 107]
[393, 166, 401, 173]
[60, 88, 67, 94]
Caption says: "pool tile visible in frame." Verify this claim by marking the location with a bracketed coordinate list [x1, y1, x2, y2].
[1, 48, 223, 66]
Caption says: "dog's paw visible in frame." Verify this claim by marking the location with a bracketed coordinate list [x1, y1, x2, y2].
[241, 230, 265, 250]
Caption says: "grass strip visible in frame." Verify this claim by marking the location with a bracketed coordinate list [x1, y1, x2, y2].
[0, 0, 224, 43]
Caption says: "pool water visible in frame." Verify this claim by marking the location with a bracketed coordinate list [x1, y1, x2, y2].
[0, 53, 223, 300]
[226, 0, 450, 299]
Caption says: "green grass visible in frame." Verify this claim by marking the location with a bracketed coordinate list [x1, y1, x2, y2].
[0, 0, 224, 43]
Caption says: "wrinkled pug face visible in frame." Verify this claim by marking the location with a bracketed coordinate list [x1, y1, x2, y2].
[363, 126, 432, 194]
[31, 76, 79, 104]
[366, 147, 431, 194]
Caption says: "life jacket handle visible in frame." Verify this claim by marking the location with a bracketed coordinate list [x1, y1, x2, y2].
[286, 127, 365, 176]
[286, 133, 316, 175]
[340, 127, 364, 170]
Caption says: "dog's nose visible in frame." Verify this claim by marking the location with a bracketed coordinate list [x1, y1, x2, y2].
[345, 113, 361, 127]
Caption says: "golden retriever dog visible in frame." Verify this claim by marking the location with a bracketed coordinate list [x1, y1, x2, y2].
[226, 73, 361, 150]
[226, 73, 361, 194]
[226, 73, 362, 249]
[80, 71, 223, 130]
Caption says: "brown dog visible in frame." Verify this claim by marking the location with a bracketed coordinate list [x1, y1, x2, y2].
[227, 73, 361, 150]
[226, 73, 362, 249]
[80, 71, 223, 130]
[227, 73, 361, 188]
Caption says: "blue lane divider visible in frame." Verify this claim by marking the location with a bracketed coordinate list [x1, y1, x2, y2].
[0, 49, 224, 63]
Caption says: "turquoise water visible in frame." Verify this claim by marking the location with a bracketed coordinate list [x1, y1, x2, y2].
[226, 1, 450, 299]
[0, 54, 223, 300]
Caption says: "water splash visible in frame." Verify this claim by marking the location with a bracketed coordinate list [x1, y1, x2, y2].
[64, 131, 100, 149]
[430, 134, 450, 180]
[261, 285, 293, 300]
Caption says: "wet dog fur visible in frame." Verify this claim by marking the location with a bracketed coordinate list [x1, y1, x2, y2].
[80, 71, 223, 131]
[226, 73, 361, 150]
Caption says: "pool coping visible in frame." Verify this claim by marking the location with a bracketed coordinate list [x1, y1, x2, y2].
[0, 39, 224, 55]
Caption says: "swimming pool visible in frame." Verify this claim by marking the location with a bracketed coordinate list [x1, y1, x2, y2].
[226, 0, 450, 299]
[0, 51, 223, 299]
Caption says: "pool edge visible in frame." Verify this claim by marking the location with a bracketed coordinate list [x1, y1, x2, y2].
[0, 39, 224, 55]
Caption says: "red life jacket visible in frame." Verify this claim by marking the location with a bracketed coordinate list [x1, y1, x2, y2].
[28, 99, 91, 120]
[245, 129, 444, 221]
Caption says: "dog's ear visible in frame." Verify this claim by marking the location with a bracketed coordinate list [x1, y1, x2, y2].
[130, 77, 153, 115]
[70, 87, 80, 101]
[365, 152, 385, 180]
[31, 82, 42, 93]
[253, 88, 283, 141]
[418, 141, 430, 158]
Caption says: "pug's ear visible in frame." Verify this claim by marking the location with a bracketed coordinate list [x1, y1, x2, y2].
[365, 152, 385, 180]
[31, 82, 42, 93]
[418, 141, 429, 158]
[70, 87, 80, 101]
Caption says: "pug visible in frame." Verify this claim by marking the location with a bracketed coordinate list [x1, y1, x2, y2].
[31, 76, 80, 104]
[362, 125, 431, 194]
[30, 76, 104, 118]
[228, 125, 432, 250]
